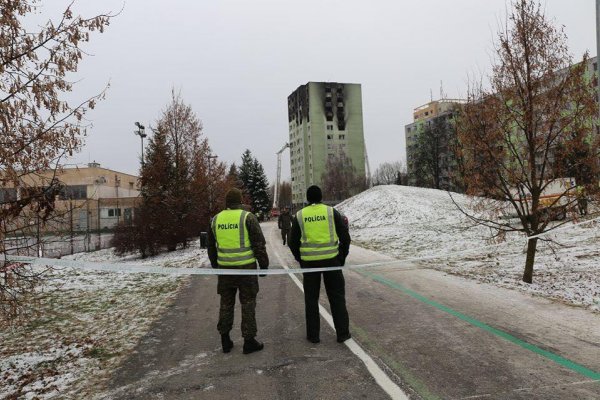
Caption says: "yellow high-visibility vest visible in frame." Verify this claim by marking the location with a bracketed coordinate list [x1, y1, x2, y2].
[297, 204, 339, 261]
[212, 209, 256, 266]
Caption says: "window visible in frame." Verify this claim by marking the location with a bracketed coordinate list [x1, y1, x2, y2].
[60, 185, 87, 200]
[326, 125, 334, 131]
[108, 208, 122, 217]
[339, 134, 345, 140]
[327, 134, 333, 140]
[0, 188, 17, 204]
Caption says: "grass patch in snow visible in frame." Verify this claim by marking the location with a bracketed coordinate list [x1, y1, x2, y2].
[1, 242, 208, 399]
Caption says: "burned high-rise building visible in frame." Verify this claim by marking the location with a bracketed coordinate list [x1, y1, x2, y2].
[287, 82, 365, 205]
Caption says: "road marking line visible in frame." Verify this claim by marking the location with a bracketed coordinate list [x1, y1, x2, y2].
[269, 237, 409, 400]
[365, 272, 600, 381]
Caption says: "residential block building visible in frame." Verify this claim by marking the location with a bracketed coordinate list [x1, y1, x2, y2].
[405, 99, 465, 191]
[288, 82, 366, 205]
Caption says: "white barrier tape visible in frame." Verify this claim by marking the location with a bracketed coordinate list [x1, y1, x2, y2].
[4, 214, 599, 276]
[4, 255, 385, 276]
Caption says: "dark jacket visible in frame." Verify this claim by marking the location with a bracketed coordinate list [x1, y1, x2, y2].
[288, 203, 351, 268]
[207, 204, 269, 270]
[278, 211, 292, 231]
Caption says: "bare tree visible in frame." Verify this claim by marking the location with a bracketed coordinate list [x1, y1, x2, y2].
[0, 0, 112, 323]
[278, 181, 292, 208]
[456, 0, 599, 283]
[321, 153, 367, 202]
[373, 161, 405, 185]
[412, 116, 460, 190]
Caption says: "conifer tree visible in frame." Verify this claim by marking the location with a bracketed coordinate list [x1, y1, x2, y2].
[250, 158, 271, 216]
[237, 149, 271, 216]
[135, 129, 175, 256]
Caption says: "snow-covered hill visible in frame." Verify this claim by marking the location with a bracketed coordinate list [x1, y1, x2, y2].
[337, 185, 500, 258]
[338, 185, 600, 312]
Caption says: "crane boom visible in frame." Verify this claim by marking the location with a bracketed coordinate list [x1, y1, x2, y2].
[273, 142, 290, 211]
[364, 142, 372, 188]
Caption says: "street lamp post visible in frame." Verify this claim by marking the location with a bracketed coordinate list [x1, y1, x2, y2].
[134, 122, 147, 166]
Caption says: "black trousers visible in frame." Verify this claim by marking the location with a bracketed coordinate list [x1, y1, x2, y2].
[302, 270, 349, 339]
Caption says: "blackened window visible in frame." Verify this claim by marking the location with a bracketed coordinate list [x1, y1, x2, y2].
[0, 188, 17, 204]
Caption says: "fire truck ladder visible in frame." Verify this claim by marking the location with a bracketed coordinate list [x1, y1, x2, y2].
[274, 142, 290, 208]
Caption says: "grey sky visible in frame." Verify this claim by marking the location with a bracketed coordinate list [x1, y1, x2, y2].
[57, 0, 596, 182]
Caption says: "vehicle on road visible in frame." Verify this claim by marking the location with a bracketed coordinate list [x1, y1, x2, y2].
[507, 177, 577, 221]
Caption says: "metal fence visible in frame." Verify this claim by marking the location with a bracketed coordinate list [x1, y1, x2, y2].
[3, 233, 114, 258]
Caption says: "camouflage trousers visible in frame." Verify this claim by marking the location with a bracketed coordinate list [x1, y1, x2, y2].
[217, 275, 259, 338]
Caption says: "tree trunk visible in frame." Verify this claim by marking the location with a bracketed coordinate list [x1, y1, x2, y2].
[522, 237, 538, 283]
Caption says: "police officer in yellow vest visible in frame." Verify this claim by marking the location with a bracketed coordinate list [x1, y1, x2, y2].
[288, 185, 351, 343]
[207, 188, 269, 354]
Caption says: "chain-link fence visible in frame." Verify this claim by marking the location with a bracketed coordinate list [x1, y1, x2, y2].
[3, 233, 114, 258]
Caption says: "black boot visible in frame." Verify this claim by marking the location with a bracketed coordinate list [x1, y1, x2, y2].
[243, 337, 264, 354]
[336, 332, 351, 343]
[221, 333, 234, 353]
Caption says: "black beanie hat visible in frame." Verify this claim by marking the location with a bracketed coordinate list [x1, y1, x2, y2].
[306, 185, 322, 203]
[225, 188, 243, 207]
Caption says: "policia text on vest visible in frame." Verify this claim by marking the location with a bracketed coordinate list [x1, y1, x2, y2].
[288, 185, 352, 344]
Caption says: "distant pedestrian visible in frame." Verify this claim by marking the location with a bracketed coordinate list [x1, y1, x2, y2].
[278, 207, 292, 245]
[288, 185, 351, 344]
[207, 188, 269, 354]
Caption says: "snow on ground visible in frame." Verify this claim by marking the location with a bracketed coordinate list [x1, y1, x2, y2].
[338, 185, 600, 312]
[0, 241, 208, 399]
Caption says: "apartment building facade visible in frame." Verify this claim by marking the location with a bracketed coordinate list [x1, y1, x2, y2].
[405, 99, 465, 191]
[288, 82, 366, 205]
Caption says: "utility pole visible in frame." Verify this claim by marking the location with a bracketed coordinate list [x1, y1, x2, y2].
[69, 199, 74, 255]
[596, 0, 600, 122]
[115, 174, 120, 225]
[207, 155, 218, 215]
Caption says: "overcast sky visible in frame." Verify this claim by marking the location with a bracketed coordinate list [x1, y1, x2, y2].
[48, 0, 597, 182]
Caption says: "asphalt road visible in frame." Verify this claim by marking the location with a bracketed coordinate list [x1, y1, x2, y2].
[102, 222, 600, 399]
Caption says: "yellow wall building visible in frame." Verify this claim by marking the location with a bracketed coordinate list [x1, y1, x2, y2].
[1, 163, 141, 234]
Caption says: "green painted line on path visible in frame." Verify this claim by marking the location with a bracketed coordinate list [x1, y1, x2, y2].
[350, 323, 441, 400]
[364, 272, 600, 381]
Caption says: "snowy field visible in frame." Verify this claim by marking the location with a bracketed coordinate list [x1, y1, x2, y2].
[338, 185, 600, 312]
[0, 242, 208, 399]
